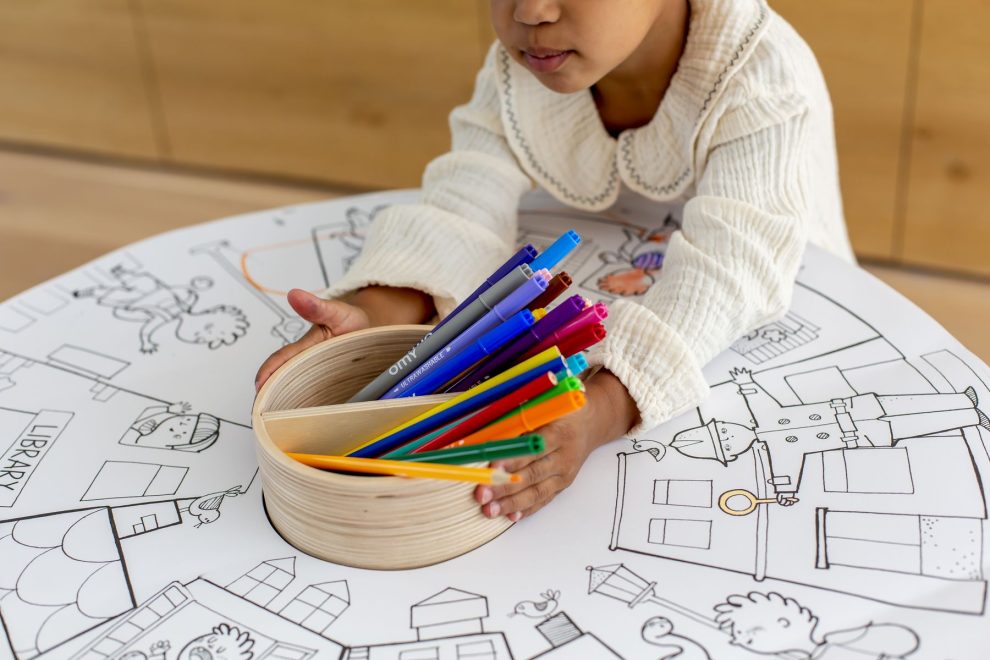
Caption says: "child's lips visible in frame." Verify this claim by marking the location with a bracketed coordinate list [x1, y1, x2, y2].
[522, 49, 573, 73]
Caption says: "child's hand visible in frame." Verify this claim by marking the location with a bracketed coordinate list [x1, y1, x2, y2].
[254, 286, 435, 391]
[474, 370, 638, 521]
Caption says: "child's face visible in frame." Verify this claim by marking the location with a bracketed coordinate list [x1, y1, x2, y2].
[491, 0, 668, 93]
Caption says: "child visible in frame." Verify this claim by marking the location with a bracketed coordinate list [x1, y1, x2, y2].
[256, 0, 854, 523]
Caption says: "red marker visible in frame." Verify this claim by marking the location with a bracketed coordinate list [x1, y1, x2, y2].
[411, 372, 558, 454]
[557, 323, 606, 357]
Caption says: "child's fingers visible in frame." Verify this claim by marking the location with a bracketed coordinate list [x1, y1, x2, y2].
[286, 289, 367, 335]
[487, 475, 567, 519]
[479, 452, 561, 516]
[511, 499, 554, 521]
[490, 451, 545, 476]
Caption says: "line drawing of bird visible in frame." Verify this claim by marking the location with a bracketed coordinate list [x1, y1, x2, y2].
[631, 438, 668, 461]
[510, 589, 561, 620]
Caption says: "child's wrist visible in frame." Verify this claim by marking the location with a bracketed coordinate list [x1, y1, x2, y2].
[586, 370, 640, 443]
[346, 286, 435, 326]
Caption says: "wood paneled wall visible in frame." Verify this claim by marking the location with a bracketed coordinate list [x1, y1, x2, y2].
[1, 1, 987, 276]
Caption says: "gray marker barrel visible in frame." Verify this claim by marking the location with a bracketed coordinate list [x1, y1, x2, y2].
[347, 264, 534, 402]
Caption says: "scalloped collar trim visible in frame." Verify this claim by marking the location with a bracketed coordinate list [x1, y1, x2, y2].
[495, 0, 770, 210]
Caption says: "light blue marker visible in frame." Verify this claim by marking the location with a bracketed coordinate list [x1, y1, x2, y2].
[530, 230, 582, 272]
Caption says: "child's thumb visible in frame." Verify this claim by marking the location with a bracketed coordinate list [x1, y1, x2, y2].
[286, 289, 365, 334]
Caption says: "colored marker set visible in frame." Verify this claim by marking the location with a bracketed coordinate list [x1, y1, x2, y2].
[286, 230, 610, 484]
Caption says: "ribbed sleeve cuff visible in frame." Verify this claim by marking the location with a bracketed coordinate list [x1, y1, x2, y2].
[589, 299, 710, 435]
[322, 203, 512, 319]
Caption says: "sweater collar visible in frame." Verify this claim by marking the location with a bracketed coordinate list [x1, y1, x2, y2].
[495, 0, 771, 210]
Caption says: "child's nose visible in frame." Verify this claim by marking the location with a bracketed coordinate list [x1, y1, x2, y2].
[514, 0, 561, 26]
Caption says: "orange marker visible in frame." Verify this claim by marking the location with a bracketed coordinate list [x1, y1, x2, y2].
[450, 391, 586, 447]
[287, 453, 520, 485]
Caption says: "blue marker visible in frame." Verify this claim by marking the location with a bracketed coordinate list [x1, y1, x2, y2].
[434, 244, 538, 333]
[349, 355, 568, 458]
[381, 275, 549, 399]
[398, 309, 536, 398]
[530, 230, 581, 272]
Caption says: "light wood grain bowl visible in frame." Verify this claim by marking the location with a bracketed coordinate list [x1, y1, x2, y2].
[253, 324, 513, 569]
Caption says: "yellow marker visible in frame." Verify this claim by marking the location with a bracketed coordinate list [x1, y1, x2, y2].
[531, 308, 548, 321]
[348, 346, 564, 454]
[287, 453, 520, 485]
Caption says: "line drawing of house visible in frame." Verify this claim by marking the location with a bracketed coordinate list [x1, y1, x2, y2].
[611, 337, 989, 614]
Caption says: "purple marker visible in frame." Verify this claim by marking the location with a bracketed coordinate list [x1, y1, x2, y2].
[434, 244, 537, 332]
[381, 274, 549, 399]
[446, 294, 588, 392]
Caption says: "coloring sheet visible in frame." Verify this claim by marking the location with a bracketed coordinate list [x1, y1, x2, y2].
[1, 188, 988, 659]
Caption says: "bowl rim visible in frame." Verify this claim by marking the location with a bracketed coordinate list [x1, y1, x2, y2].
[253, 324, 451, 489]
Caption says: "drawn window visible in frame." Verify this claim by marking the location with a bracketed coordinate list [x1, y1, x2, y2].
[399, 647, 440, 660]
[457, 639, 497, 659]
[648, 518, 711, 549]
[652, 480, 712, 507]
[82, 461, 188, 500]
[825, 511, 921, 574]
[822, 448, 914, 494]
[226, 558, 295, 607]
[825, 511, 982, 580]
[279, 582, 350, 634]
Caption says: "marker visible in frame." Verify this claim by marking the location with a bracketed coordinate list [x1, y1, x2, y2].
[397, 309, 536, 398]
[347, 348, 566, 458]
[528, 272, 573, 311]
[347, 264, 533, 402]
[409, 373, 558, 454]
[398, 435, 544, 465]
[287, 453, 519, 485]
[448, 295, 587, 392]
[564, 353, 589, 377]
[380, 275, 548, 399]
[450, 391, 587, 447]
[491, 376, 583, 425]
[530, 230, 581, 272]
[557, 323, 606, 357]
[382, 415, 475, 458]
[433, 244, 537, 333]
[520, 302, 608, 361]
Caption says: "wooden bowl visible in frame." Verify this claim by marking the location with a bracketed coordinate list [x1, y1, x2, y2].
[253, 325, 513, 569]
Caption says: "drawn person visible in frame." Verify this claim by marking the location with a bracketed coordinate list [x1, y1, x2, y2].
[670, 367, 990, 501]
[179, 486, 243, 527]
[119, 402, 220, 452]
[510, 589, 560, 620]
[175, 623, 255, 660]
[597, 223, 675, 297]
[641, 616, 711, 660]
[73, 266, 248, 353]
[713, 591, 919, 658]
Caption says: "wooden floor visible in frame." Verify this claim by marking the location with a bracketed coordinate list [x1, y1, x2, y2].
[1, 147, 988, 362]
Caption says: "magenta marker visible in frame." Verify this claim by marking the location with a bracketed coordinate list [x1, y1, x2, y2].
[518, 302, 608, 362]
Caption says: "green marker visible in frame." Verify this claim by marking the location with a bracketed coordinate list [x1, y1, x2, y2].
[396, 435, 544, 465]
[491, 376, 584, 425]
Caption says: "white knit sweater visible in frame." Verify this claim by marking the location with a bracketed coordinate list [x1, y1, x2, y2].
[325, 0, 855, 434]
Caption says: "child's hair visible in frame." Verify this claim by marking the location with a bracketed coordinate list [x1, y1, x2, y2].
[175, 413, 220, 452]
[178, 306, 249, 348]
[714, 591, 817, 633]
